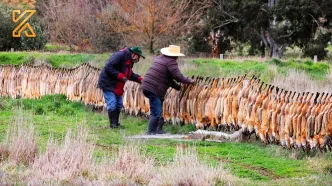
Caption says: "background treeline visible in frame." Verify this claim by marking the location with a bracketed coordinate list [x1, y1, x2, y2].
[0, 0, 332, 59]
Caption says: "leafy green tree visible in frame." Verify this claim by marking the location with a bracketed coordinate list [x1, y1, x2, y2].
[205, 0, 332, 59]
[0, 3, 47, 51]
[0, 3, 21, 50]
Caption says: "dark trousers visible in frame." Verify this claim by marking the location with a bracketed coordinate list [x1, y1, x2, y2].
[142, 90, 163, 117]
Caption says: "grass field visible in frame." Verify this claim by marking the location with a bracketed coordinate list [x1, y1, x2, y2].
[0, 51, 332, 184]
[0, 95, 331, 185]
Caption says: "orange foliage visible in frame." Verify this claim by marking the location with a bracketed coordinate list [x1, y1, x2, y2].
[103, 0, 211, 53]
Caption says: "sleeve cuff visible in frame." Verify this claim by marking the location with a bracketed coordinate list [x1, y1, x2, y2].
[117, 73, 125, 80]
[138, 76, 143, 83]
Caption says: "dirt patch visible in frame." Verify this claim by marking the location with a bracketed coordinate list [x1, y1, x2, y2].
[216, 157, 282, 180]
[127, 134, 186, 139]
[94, 143, 118, 151]
[252, 166, 282, 179]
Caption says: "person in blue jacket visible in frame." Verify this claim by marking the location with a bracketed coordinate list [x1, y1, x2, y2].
[98, 46, 145, 128]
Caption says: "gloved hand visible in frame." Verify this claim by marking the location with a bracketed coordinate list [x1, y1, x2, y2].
[174, 84, 182, 91]
[122, 77, 128, 82]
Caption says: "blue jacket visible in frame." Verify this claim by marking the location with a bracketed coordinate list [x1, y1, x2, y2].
[97, 48, 142, 95]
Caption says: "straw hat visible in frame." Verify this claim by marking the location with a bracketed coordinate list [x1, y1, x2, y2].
[160, 45, 185, 57]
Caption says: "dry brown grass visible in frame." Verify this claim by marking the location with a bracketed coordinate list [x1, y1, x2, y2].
[27, 126, 95, 185]
[149, 146, 233, 186]
[94, 142, 155, 185]
[271, 69, 332, 93]
[0, 109, 37, 165]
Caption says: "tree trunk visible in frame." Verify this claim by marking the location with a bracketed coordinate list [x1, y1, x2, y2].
[149, 37, 154, 54]
[260, 30, 284, 58]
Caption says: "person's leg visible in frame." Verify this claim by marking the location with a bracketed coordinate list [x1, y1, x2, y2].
[115, 95, 123, 127]
[143, 90, 162, 135]
[156, 99, 166, 134]
[103, 91, 118, 128]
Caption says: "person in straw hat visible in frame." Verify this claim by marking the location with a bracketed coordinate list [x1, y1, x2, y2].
[141, 45, 195, 135]
[98, 46, 145, 128]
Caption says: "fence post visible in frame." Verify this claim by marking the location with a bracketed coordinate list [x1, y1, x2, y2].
[314, 55, 317, 63]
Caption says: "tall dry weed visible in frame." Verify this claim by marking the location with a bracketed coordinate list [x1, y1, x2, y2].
[27, 125, 94, 185]
[96, 142, 155, 185]
[149, 146, 233, 186]
[271, 69, 332, 93]
[0, 109, 37, 165]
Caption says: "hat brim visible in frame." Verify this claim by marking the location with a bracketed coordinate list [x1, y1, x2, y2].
[134, 52, 145, 59]
[160, 48, 185, 57]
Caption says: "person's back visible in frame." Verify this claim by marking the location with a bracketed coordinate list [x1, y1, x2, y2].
[142, 55, 177, 98]
[141, 45, 194, 135]
[97, 46, 145, 128]
[142, 55, 192, 99]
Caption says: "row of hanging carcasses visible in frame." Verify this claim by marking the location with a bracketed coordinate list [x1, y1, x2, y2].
[0, 63, 104, 107]
[124, 75, 332, 151]
[0, 64, 331, 151]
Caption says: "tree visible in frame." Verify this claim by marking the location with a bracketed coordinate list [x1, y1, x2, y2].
[101, 0, 211, 53]
[0, 3, 46, 51]
[205, 0, 332, 59]
[36, 0, 120, 52]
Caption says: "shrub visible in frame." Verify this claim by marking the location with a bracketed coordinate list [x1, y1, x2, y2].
[33, 104, 45, 115]
[57, 104, 75, 116]
[0, 3, 47, 51]
[269, 58, 283, 66]
[303, 44, 328, 60]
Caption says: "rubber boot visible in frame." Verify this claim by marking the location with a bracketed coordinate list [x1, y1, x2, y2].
[115, 108, 121, 127]
[146, 115, 159, 135]
[108, 110, 118, 128]
[156, 117, 166, 134]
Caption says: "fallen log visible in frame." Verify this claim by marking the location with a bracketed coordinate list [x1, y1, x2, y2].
[127, 129, 243, 142]
[128, 134, 186, 139]
[188, 129, 243, 141]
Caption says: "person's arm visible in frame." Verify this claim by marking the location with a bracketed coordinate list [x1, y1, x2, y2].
[167, 60, 194, 84]
[129, 71, 143, 83]
[104, 52, 126, 81]
[170, 80, 181, 90]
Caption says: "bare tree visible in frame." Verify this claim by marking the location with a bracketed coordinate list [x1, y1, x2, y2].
[102, 0, 212, 53]
[37, 0, 112, 51]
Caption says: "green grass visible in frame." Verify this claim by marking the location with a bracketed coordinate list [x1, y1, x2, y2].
[0, 52, 34, 65]
[45, 43, 71, 52]
[198, 142, 315, 180]
[0, 52, 110, 68]
[188, 59, 270, 81]
[189, 58, 331, 82]
[268, 58, 330, 80]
